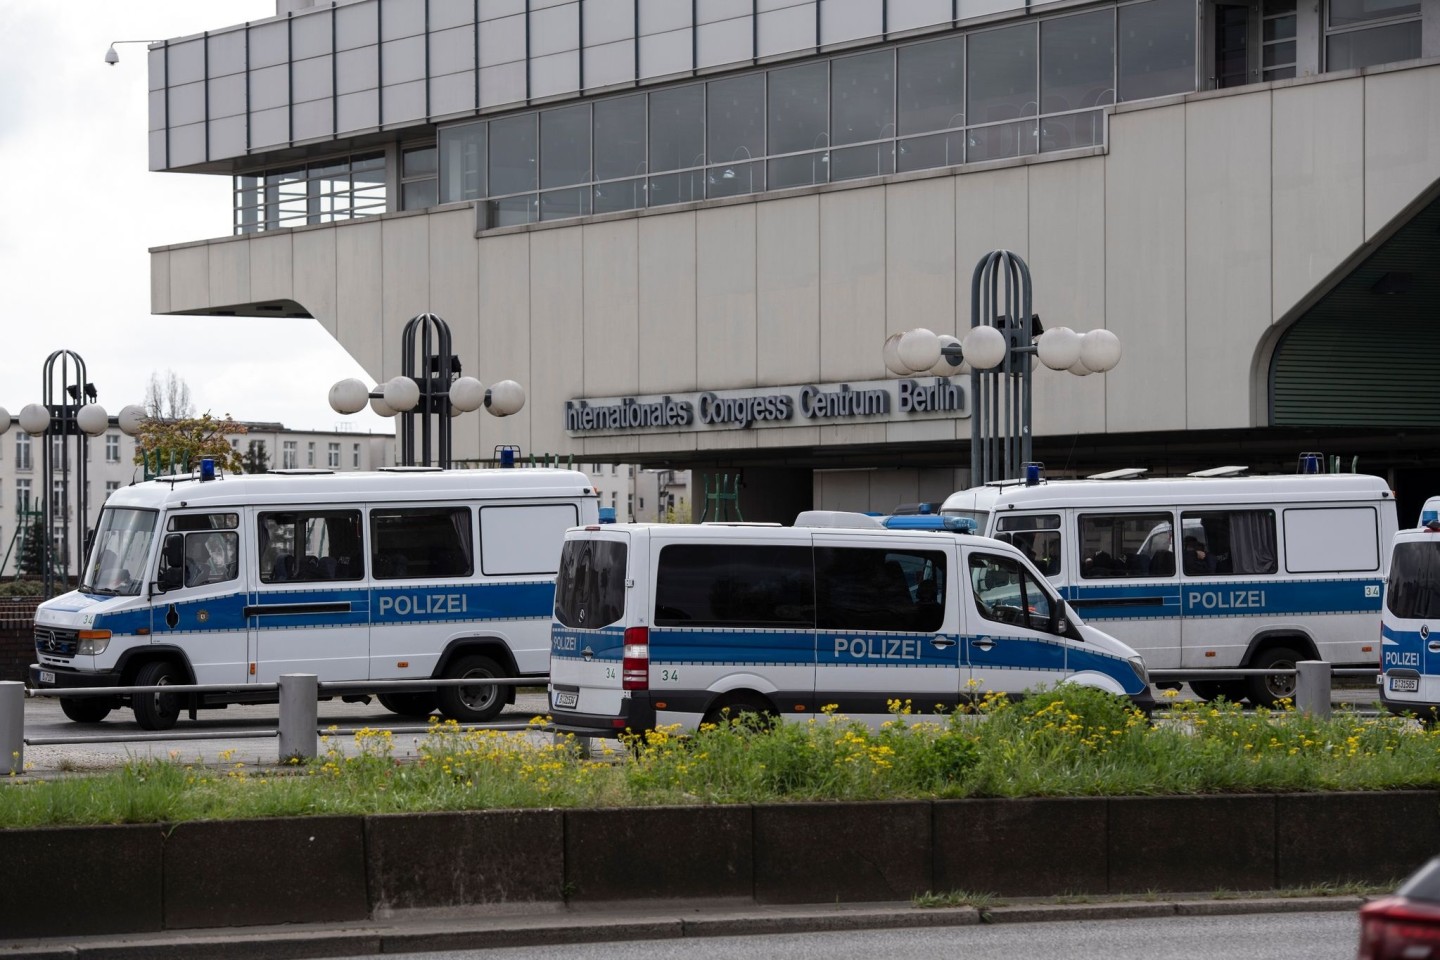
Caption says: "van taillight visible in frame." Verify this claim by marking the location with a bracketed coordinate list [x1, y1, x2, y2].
[622, 626, 649, 690]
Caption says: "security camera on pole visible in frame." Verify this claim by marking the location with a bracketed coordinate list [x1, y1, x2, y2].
[327, 312, 525, 469]
[883, 250, 1121, 486]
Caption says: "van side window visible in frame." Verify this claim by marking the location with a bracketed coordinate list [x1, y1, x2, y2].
[480, 504, 579, 575]
[1079, 512, 1175, 579]
[815, 547, 946, 633]
[554, 539, 628, 628]
[371, 507, 473, 579]
[968, 553, 1053, 632]
[995, 514, 1062, 576]
[1387, 542, 1440, 620]
[259, 510, 364, 583]
[160, 513, 240, 589]
[1283, 506, 1380, 574]
[654, 544, 814, 627]
[1179, 510, 1277, 576]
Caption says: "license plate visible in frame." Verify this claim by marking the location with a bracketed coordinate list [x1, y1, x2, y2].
[553, 691, 579, 710]
[1390, 677, 1420, 693]
[38, 670, 55, 685]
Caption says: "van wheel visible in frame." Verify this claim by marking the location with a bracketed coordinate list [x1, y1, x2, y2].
[378, 692, 438, 719]
[702, 694, 776, 731]
[60, 697, 113, 723]
[132, 661, 183, 731]
[1246, 647, 1302, 708]
[437, 655, 505, 723]
[1189, 680, 1246, 703]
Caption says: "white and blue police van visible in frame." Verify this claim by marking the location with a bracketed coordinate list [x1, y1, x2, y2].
[940, 470, 1398, 706]
[1379, 520, 1440, 719]
[547, 515, 1151, 736]
[30, 466, 598, 729]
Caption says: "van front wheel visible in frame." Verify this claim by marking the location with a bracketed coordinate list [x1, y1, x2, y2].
[60, 697, 113, 723]
[378, 692, 438, 719]
[132, 661, 183, 731]
[1246, 647, 1302, 708]
[437, 655, 505, 723]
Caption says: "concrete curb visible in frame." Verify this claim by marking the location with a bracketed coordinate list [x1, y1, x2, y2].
[0, 895, 1367, 960]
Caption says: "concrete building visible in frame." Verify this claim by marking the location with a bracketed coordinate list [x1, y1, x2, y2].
[146, 0, 1440, 523]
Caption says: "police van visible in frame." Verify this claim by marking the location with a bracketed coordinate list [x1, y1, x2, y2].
[547, 516, 1151, 736]
[30, 466, 598, 729]
[940, 471, 1398, 705]
[1379, 520, 1440, 719]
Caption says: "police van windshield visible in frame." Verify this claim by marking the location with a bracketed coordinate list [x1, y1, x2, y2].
[81, 508, 157, 596]
[941, 509, 989, 530]
[1387, 540, 1440, 620]
[555, 539, 628, 629]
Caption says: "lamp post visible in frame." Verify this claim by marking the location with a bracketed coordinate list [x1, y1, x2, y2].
[884, 250, 1121, 486]
[0, 350, 146, 596]
[328, 312, 526, 469]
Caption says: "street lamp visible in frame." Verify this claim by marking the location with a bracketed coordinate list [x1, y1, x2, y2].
[328, 312, 525, 469]
[884, 250, 1121, 485]
[0, 350, 146, 596]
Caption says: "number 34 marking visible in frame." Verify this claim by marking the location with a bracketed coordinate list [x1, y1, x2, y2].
[661, 668, 680, 682]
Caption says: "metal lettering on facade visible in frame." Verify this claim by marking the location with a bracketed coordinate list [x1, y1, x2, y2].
[565, 378, 968, 436]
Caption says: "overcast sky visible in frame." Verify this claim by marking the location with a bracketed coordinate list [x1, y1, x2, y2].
[0, 1, 392, 434]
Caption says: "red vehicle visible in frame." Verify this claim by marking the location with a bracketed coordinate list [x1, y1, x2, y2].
[1358, 857, 1440, 960]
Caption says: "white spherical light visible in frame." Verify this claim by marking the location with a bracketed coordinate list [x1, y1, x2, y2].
[370, 395, 397, 417]
[117, 404, 147, 436]
[897, 328, 942, 374]
[329, 378, 371, 415]
[18, 403, 50, 435]
[928, 335, 967, 377]
[1079, 329, 1122, 373]
[882, 333, 910, 377]
[449, 376, 487, 413]
[383, 376, 421, 412]
[1036, 326, 1082, 371]
[1068, 358, 1093, 377]
[486, 379, 526, 417]
[961, 325, 1008, 371]
[76, 403, 109, 436]
[0, 407, 11, 436]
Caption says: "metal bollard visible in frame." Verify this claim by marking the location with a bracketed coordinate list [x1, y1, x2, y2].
[1, 682, 22, 776]
[277, 674, 318, 763]
[1295, 660, 1332, 719]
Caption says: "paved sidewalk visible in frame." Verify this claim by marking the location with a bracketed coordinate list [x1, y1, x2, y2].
[0, 893, 1365, 960]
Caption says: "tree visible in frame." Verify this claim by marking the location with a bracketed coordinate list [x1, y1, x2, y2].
[17, 518, 47, 577]
[145, 370, 195, 420]
[241, 439, 270, 474]
[134, 412, 247, 476]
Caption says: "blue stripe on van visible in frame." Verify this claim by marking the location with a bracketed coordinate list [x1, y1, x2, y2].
[1063, 577, 1382, 621]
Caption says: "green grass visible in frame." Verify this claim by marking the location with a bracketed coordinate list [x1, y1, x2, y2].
[4, 689, 1440, 828]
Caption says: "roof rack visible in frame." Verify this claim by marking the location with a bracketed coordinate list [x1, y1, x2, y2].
[269, 468, 335, 475]
[1188, 465, 1249, 478]
[1086, 467, 1149, 480]
[377, 466, 443, 473]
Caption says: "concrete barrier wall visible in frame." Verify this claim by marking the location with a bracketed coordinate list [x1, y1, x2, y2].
[0, 599, 39, 683]
[1, 791, 1435, 939]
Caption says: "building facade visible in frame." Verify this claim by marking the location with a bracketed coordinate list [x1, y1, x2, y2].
[146, 0, 1440, 523]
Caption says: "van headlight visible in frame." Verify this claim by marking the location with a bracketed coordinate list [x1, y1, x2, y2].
[77, 630, 111, 656]
[1128, 656, 1149, 686]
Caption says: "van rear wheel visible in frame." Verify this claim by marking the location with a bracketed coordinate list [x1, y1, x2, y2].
[1189, 680, 1246, 703]
[378, 692, 438, 719]
[702, 694, 777, 731]
[1246, 646, 1302, 708]
[437, 655, 505, 723]
[132, 661, 183, 731]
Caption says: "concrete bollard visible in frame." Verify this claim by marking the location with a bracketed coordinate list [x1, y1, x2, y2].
[277, 674, 318, 763]
[1, 681, 22, 776]
[1295, 660, 1332, 719]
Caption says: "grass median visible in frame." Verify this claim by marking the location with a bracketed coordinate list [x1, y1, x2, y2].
[3, 686, 1439, 828]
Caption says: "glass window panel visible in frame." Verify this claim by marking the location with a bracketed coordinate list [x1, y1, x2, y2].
[969, 23, 1038, 125]
[594, 95, 647, 181]
[1040, 109, 1104, 151]
[895, 131, 966, 171]
[829, 142, 893, 181]
[654, 544, 814, 628]
[440, 122, 487, 202]
[1329, 0, 1420, 26]
[540, 186, 592, 220]
[705, 160, 762, 198]
[646, 170, 704, 206]
[767, 61, 829, 155]
[1263, 39, 1297, 66]
[1078, 512, 1176, 579]
[897, 35, 965, 135]
[593, 178, 647, 213]
[1041, 11, 1115, 114]
[1264, 0, 1296, 13]
[541, 104, 591, 188]
[816, 548, 946, 632]
[1326, 21, 1421, 69]
[648, 85, 705, 172]
[1117, 0, 1197, 102]
[1264, 65, 1297, 79]
[487, 194, 537, 226]
[1265, 15, 1297, 40]
[489, 113, 537, 195]
[966, 119, 1038, 162]
[402, 179, 438, 210]
[707, 74, 765, 165]
[831, 50, 894, 146]
[402, 145, 437, 178]
[767, 151, 830, 189]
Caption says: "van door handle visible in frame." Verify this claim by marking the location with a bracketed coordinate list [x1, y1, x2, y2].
[972, 638, 995, 652]
[1429, 640, 1440, 654]
[932, 637, 956, 649]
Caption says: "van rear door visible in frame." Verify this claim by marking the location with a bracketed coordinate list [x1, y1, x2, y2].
[1382, 533, 1440, 709]
[550, 531, 634, 722]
